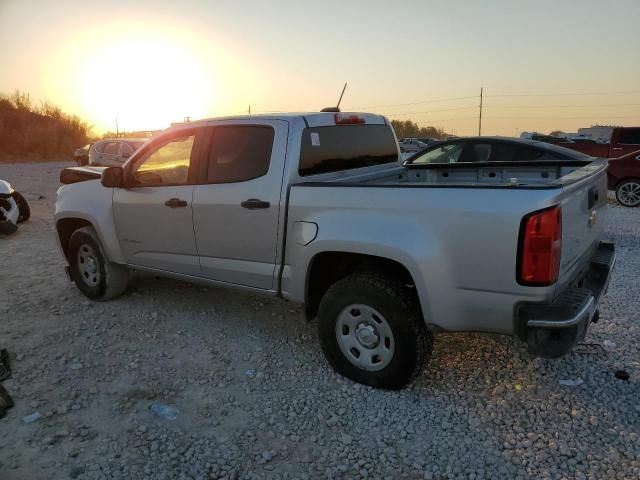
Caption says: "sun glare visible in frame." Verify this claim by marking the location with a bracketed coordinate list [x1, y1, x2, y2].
[76, 33, 215, 133]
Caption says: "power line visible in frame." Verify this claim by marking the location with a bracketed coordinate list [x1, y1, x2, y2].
[485, 115, 640, 120]
[344, 95, 478, 110]
[485, 103, 640, 109]
[486, 90, 640, 98]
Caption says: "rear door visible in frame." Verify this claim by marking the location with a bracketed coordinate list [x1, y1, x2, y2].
[192, 120, 288, 289]
[610, 128, 640, 157]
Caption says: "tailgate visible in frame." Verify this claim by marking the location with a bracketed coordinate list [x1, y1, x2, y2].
[555, 162, 608, 295]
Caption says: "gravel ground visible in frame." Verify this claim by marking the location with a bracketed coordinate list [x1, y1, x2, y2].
[1, 161, 639, 480]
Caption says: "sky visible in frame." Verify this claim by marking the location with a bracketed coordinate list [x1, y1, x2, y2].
[1, 0, 639, 135]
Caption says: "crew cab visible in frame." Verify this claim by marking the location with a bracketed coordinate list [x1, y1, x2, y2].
[55, 112, 616, 389]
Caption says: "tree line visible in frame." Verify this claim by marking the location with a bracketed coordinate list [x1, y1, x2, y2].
[0, 90, 455, 162]
[0, 91, 91, 161]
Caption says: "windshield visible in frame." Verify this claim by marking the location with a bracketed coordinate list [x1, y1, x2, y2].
[299, 125, 398, 176]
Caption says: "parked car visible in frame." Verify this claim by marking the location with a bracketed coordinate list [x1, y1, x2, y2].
[532, 127, 640, 158]
[74, 143, 92, 166]
[55, 111, 614, 389]
[399, 138, 429, 154]
[88, 138, 148, 167]
[0, 179, 30, 235]
[405, 136, 590, 164]
[607, 149, 640, 207]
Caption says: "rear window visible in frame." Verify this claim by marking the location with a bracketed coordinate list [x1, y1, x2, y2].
[299, 125, 398, 176]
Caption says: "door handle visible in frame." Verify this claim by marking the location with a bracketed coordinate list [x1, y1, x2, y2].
[612, 147, 623, 150]
[241, 198, 270, 209]
[164, 198, 188, 208]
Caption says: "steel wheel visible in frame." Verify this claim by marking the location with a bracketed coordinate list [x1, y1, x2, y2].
[335, 304, 395, 371]
[616, 180, 640, 207]
[77, 244, 101, 287]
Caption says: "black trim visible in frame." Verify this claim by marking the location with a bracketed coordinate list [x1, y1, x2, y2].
[515, 205, 561, 287]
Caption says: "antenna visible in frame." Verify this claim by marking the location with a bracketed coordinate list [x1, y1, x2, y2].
[321, 83, 348, 113]
[336, 83, 347, 110]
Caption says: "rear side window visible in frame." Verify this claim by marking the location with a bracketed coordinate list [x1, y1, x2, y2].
[206, 126, 274, 184]
[299, 125, 398, 176]
[617, 129, 640, 145]
[494, 143, 517, 162]
[515, 147, 560, 161]
[103, 142, 120, 155]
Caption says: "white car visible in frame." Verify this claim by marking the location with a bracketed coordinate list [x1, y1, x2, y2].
[399, 138, 429, 154]
[0, 180, 30, 235]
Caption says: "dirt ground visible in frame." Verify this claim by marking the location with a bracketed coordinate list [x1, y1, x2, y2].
[1, 161, 639, 480]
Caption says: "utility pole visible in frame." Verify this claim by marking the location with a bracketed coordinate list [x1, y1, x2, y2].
[248, 105, 251, 115]
[116, 116, 119, 137]
[478, 87, 483, 136]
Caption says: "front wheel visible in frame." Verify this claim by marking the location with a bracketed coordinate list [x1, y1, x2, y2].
[615, 179, 640, 207]
[68, 226, 129, 300]
[317, 272, 432, 389]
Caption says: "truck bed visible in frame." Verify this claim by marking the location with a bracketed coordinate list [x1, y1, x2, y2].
[306, 159, 601, 189]
[286, 158, 608, 334]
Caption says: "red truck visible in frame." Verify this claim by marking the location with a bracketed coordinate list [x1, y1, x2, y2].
[551, 127, 640, 158]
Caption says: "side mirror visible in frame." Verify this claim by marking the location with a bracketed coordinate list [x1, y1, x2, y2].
[101, 166, 123, 188]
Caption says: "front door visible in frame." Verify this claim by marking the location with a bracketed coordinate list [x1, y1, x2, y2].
[192, 120, 288, 289]
[113, 129, 203, 275]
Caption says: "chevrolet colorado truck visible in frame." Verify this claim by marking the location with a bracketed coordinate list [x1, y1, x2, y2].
[55, 112, 616, 389]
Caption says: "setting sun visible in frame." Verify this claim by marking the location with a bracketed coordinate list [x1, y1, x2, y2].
[77, 34, 214, 132]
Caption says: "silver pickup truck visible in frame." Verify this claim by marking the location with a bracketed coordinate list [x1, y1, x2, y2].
[55, 112, 615, 389]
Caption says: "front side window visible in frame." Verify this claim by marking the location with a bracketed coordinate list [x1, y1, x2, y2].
[133, 134, 195, 185]
[206, 126, 274, 183]
[411, 143, 464, 164]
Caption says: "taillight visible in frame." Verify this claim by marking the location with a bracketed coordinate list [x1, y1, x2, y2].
[334, 113, 365, 125]
[518, 206, 562, 286]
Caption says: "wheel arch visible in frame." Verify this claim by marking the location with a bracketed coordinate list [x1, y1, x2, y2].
[304, 251, 423, 322]
[55, 215, 126, 264]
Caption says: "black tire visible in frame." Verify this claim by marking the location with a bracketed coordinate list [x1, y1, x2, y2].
[0, 385, 13, 409]
[68, 226, 129, 301]
[615, 179, 640, 207]
[12, 191, 30, 223]
[317, 272, 432, 389]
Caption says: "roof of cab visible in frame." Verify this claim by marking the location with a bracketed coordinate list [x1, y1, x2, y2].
[169, 112, 389, 129]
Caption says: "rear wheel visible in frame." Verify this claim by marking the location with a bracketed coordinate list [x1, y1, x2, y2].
[317, 272, 432, 389]
[12, 191, 30, 223]
[68, 226, 129, 300]
[615, 179, 640, 207]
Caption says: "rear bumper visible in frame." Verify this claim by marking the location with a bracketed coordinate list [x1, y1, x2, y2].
[517, 241, 615, 358]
